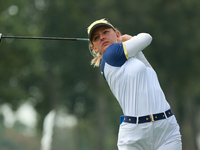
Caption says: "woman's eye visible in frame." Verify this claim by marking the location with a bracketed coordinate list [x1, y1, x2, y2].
[104, 31, 108, 34]
[93, 36, 99, 41]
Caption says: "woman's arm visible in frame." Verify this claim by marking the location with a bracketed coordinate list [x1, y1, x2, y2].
[120, 33, 153, 68]
[124, 33, 152, 57]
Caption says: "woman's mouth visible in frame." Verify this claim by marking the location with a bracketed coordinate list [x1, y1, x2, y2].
[102, 41, 109, 47]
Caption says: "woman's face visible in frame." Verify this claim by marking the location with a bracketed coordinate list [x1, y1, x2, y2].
[91, 26, 120, 54]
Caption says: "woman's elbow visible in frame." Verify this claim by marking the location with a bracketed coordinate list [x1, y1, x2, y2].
[138, 33, 153, 45]
[140, 32, 152, 40]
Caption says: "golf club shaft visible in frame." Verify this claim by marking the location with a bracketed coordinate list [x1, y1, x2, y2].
[1, 34, 89, 41]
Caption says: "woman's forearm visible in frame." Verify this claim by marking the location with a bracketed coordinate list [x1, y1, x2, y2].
[124, 33, 152, 57]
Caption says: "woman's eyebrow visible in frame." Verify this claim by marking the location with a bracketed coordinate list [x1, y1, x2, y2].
[92, 27, 111, 39]
[101, 27, 110, 31]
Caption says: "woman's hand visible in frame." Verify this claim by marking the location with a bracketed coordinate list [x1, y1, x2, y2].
[120, 34, 132, 42]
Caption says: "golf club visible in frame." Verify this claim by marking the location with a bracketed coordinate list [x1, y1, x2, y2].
[0, 33, 89, 43]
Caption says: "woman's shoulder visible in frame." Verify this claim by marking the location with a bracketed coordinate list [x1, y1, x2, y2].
[102, 42, 127, 67]
[104, 43, 123, 57]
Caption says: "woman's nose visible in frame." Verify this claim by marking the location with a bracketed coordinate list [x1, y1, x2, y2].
[100, 33, 105, 40]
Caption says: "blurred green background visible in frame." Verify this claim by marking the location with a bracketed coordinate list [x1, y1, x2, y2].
[0, 0, 200, 149]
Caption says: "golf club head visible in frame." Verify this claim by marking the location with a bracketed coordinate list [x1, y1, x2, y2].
[0, 33, 2, 44]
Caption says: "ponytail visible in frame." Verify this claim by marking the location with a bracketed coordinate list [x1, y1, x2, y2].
[88, 42, 102, 67]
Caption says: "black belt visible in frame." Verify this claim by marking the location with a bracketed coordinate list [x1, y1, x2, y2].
[121, 109, 173, 124]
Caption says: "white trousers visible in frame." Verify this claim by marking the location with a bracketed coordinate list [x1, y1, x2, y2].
[117, 116, 182, 150]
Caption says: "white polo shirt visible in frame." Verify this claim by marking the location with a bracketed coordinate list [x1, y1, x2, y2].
[101, 33, 170, 117]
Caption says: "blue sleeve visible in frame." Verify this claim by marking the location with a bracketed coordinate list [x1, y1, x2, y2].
[102, 42, 128, 67]
[100, 43, 128, 79]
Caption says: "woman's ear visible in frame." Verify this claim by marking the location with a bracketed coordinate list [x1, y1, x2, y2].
[92, 45, 98, 52]
[116, 30, 121, 42]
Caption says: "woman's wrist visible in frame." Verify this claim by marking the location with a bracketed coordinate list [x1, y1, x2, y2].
[120, 34, 132, 42]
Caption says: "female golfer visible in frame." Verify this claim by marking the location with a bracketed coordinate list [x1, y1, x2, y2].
[87, 18, 182, 150]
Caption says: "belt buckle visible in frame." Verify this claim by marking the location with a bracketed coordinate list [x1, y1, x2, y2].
[150, 114, 154, 122]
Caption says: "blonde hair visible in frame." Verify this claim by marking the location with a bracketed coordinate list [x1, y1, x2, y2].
[89, 28, 121, 67]
[89, 42, 102, 67]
